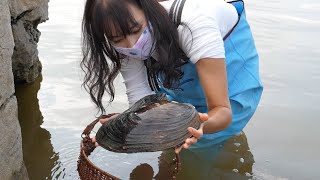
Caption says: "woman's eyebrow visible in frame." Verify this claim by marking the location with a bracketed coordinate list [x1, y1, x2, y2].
[129, 23, 142, 30]
[109, 34, 123, 38]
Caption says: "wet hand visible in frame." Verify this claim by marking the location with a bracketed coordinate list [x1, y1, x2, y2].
[175, 113, 208, 153]
[91, 113, 120, 146]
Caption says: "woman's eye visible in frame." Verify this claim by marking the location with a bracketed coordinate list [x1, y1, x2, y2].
[111, 38, 123, 44]
[132, 28, 141, 34]
[112, 39, 121, 43]
[130, 25, 142, 34]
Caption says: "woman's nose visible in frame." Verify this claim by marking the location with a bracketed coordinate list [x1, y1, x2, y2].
[125, 35, 137, 48]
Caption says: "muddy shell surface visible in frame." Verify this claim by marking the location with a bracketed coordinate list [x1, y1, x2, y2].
[96, 93, 201, 153]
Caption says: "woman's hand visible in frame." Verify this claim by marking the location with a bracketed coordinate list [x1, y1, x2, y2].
[175, 113, 209, 153]
[91, 113, 120, 146]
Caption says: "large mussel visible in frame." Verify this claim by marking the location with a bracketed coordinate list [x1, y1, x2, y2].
[96, 93, 201, 153]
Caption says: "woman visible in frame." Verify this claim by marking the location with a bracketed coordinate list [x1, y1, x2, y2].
[81, 0, 263, 151]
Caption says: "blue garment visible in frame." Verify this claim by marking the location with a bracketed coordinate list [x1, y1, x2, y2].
[156, 1, 263, 148]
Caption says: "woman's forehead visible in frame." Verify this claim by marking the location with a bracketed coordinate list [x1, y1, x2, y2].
[104, 4, 147, 37]
[127, 4, 146, 23]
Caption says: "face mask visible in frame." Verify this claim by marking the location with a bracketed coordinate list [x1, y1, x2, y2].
[113, 25, 155, 60]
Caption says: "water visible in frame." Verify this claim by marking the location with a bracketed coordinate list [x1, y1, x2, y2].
[15, 0, 320, 179]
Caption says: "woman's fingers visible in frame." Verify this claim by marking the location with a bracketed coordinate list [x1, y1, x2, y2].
[187, 127, 203, 139]
[183, 137, 197, 148]
[198, 112, 209, 122]
[175, 136, 198, 153]
[185, 137, 197, 145]
[175, 146, 183, 154]
[91, 137, 100, 147]
[99, 113, 120, 124]
[175, 118, 205, 152]
[175, 129, 201, 153]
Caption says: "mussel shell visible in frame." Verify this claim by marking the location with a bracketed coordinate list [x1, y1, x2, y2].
[96, 94, 200, 153]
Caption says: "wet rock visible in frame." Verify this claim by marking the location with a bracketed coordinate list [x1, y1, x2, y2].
[0, 1, 28, 179]
[10, 0, 49, 83]
[0, 0, 49, 178]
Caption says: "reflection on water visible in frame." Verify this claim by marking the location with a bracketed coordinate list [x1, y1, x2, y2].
[93, 133, 254, 180]
[176, 132, 254, 180]
[130, 163, 155, 180]
[156, 132, 254, 180]
[15, 76, 59, 180]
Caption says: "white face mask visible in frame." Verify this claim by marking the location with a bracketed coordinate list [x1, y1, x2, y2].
[113, 25, 155, 60]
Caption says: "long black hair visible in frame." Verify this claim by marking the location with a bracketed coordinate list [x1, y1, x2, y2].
[81, 0, 185, 114]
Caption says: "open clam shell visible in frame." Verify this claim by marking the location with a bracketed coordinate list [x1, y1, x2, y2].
[96, 94, 200, 153]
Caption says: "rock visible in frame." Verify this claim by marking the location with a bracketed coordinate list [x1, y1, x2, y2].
[0, 96, 29, 180]
[11, 20, 42, 83]
[9, 0, 49, 22]
[0, 0, 15, 106]
[9, 0, 49, 83]
[0, 0, 29, 179]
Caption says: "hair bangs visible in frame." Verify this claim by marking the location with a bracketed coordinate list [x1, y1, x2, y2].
[92, 0, 140, 41]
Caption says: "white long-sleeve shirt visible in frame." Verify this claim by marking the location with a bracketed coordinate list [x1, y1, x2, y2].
[120, 0, 238, 106]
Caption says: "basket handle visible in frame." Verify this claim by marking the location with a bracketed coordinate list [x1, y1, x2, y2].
[81, 113, 118, 138]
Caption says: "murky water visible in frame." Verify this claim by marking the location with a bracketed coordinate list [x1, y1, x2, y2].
[15, 0, 320, 179]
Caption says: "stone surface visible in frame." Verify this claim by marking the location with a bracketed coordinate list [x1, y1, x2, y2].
[0, 0, 15, 106]
[9, 0, 49, 21]
[10, 0, 49, 83]
[0, 96, 29, 180]
[11, 20, 42, 83]
[0, 0, 29, 179]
